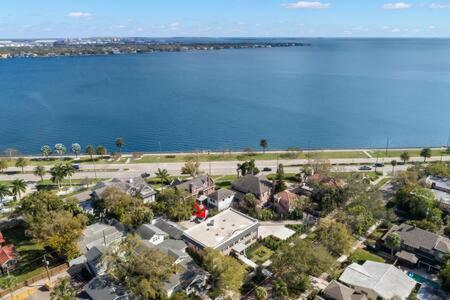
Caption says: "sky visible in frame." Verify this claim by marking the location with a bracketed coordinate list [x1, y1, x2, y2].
[1, 0, 450, 38]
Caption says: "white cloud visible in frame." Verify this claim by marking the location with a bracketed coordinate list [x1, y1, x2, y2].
[283, 1, 331, 9]
[68, 12, 93, 18]
[382, 3, 412, 9]
[430, 3, 450, 8]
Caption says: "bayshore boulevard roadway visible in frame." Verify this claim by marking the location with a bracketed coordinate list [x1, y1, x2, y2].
[0, 155, 449, 182]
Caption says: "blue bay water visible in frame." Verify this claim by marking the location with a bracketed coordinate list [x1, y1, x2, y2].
[1, 38, 450, 154]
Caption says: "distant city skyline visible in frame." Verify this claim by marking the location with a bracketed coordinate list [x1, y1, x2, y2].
[1, 0, 450, 38]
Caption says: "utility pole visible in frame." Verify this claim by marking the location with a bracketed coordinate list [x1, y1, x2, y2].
[208, 150, 211, 175]
[385, 136, 390, 157]
[43, 254, 51, 283]
[158, 141, 162, 161]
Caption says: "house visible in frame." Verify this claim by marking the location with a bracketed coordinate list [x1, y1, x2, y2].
[91, 177, 157, 204]
[322, 280, 367, 300]
[426, 176, 450, 207]
[141, 239, 208, 297]
[382, 223, 450, 267]
[137, 224, 169, 245]
[274, 190, 300, 215]
[78, 222, 125, 254]
[152, 218, 187, 240]
[339, 261, 416, 300]
[231, 174, 273, 207]
[0, 245, 18, 274]
[208, 188, 235, 211]
[83, 275, 129, 300]
[182, 208, 259, 255]
[85, 245, 108, 277]
[172, 175, 215, 197]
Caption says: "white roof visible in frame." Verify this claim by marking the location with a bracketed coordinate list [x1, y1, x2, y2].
[258, 225, 295, 240]
[339, 262, 416, 299]
[183, 208, 258, 249]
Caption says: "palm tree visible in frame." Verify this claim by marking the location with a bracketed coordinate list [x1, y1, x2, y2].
[54, 144, 67, 159]
[420, 148, 432, 162]
[391, 160, 397, 174]
[385, 232, 401, 258]
[85, 144, 97, 178]
[15, 157, 28, 173]
[10, 179, 27, 200]
[85, 145, 95, 161]
[50, 163, 67, 190]
[40, 145, 52, 159]
[259, 139, 268, 154]
[96, 145, 107, 159]
[115, 138, 124, 155]
[63, 163, 75, 187]
[0, 160, 8, 173]
[71, 143, 81, 158]
[155, 168, 171, 185]
[50, 277, 76, 300]
[33, 166, 46, 182]
[400, 151, 410, 165]
[0, 184, 11, 206]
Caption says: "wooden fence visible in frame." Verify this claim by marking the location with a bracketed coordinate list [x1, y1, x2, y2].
[0, 263, 68, 298]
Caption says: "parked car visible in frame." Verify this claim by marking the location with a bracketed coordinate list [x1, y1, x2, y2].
[374, 163, 384, 168]
[359, 166, 372, 171]
[72, 164, 80, 170]
[141, 172, 151, 178]
[262, 167, 272, 172]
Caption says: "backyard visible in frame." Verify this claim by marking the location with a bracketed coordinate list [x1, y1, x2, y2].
[0, 226, 51, 284]
[246, 243, 274, 265]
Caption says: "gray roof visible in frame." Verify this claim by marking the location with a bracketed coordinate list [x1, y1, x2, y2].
[137, 224, 168, 240]
[78, 223, 124, 254]
[84, 276, 129, 300]
[231, 175, 272, 198]
[209, 188, 235, 202]
[172, 175, 213, 194]
[152, 219, 186, 240]
[383, 223, 450, 253]
[92, 177, 156, 199]
[85, 245, 107, 264]
[323, 280, 355, 300]
[339, 262, 416, 300]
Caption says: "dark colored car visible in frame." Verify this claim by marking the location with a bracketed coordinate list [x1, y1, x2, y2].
[262, 167, 272, 172]
[141, 172, 151, 178]
[374, 163, 385, 168]
[359, 166, 372, 171]
[72, 164, 80, 170]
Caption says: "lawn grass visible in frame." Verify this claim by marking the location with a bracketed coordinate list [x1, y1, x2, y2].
[373, 149, 446, 158]
[247, 244, 274, 265]
[348, 249, 385, 264]
[2, 226, 48, 283]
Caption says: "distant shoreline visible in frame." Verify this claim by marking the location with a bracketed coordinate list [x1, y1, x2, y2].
[0, 42, 310, 60]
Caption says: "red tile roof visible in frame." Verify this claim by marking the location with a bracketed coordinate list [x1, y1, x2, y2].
[0, 245, 17, 266]
[0, 232, 5, 244]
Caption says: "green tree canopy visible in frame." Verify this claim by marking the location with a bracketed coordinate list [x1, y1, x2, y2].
[50, 277, 76, 300]
[153, 188, 195, 222]
[181, 160, 202, 177]
[237, 159, 260, 176]
[105, 235, 177, 299]
[396, 186, 437, 220]
[15, 157, 28, 173]
[202, 248, 246, 295]
[96, 187, 153, 228]
[317, 220, 353, 255]
[271, 239, 334, 296]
